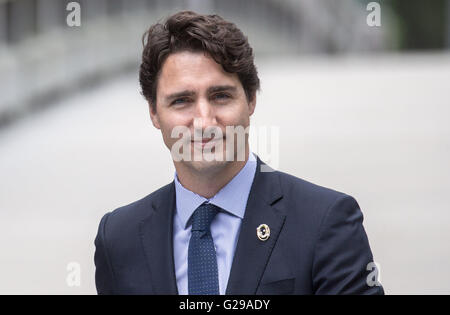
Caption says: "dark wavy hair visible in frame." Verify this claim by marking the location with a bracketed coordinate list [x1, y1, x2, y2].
[139, 11, 260, 111]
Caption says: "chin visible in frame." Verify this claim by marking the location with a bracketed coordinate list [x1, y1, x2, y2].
[186, 158, 230, 174]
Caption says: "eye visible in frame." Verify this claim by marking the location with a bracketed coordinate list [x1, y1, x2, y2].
[212, 92, 231, 101]
[171, 97, 191, 105]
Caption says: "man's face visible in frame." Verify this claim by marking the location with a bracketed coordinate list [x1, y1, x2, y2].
[150, 50, 256, 174]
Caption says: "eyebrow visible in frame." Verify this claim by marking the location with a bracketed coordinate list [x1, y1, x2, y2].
[207, 85, 237, 94]
[165, 90, 196, 102]
[164, 85, 237, 102]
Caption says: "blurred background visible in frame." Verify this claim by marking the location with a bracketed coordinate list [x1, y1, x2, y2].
[1, 0, 449, 294]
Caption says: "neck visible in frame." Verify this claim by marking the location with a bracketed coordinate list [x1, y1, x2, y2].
[174, 147, 250, 199]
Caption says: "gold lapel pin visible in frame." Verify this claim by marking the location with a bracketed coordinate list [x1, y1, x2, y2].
[257, 224, 270, 241]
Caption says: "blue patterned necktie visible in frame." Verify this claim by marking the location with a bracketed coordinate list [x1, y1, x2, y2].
[188, 202, 220, 295]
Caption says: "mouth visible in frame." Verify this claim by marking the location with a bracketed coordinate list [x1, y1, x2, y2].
[191, 137, 224, 147]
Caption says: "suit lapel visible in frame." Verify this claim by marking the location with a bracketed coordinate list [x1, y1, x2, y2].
[225, 157, 286, 294]
[139, 182, 179, 294]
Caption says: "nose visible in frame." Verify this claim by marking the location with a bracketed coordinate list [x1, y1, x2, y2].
[192, 97, 217, 132]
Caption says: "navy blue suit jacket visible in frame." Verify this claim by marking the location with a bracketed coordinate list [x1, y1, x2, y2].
[95, 156, 384, 295]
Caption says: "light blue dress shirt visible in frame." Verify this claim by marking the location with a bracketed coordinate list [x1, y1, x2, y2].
[173, 152, 257, 295]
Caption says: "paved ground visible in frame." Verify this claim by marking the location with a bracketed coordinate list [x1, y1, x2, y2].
[1, 53, 450, 294]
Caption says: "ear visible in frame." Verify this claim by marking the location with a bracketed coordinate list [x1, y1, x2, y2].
[248, 93, 256, 116]
[149, 103, 161, 129]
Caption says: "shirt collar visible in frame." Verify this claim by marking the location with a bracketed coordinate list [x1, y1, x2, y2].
[174, 152, 257, 229]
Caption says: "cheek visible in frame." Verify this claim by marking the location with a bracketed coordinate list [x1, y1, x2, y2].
[159, 115, 190, 141]
[223, 105, 250, 126]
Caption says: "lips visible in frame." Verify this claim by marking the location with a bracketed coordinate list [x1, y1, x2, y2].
[191, 137, 224, 147]
[191, 139, 210, 143]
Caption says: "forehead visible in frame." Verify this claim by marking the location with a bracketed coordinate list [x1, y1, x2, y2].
[157, 51, 240, 93]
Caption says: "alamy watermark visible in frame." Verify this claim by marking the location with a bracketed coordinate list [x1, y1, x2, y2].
[66, 261, 81, 287]
[169, 118, 279, 171]
[366, 261, 382, 287]
[66, 2, 81, 27]
[366, 2, 381, 27]
[67, 2, 380, 30]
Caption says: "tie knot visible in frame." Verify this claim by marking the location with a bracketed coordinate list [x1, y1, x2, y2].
[191, 203, 219, 232]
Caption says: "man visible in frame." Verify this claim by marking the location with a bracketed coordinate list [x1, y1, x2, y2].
[94, 11, 384, 295]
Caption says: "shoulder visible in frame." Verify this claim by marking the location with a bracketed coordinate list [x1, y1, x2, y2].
[98, 183, 173, 234]
[267, 168, 361, 230]
[273, 169, 351, 207]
